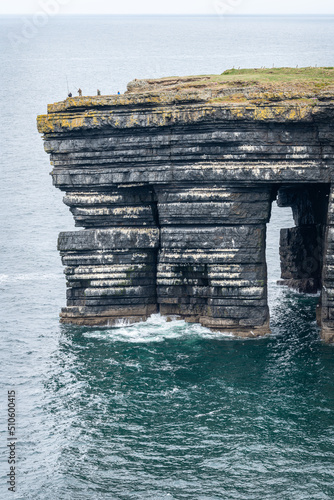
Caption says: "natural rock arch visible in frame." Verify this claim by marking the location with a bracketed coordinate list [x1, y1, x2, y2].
[37, 70, 334, 341]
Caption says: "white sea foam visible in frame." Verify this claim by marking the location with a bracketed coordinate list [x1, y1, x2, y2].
[82, 313, 235, 343]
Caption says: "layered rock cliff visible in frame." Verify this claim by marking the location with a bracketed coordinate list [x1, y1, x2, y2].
[37, 68, 334, 340]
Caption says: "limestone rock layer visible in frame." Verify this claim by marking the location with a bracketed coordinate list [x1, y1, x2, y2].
[37, 70, 334, 339]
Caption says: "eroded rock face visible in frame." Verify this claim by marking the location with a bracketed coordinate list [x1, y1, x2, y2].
[37, 72, 334, 340]
[277, 185, 329, 294]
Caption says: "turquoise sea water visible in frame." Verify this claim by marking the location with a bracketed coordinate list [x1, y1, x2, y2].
[1, 15, 334, 499]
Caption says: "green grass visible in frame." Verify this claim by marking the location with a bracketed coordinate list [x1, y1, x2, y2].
[138, 67, 334, 94]
[127, 67, 334, 105]
[218, 67, 334, 85]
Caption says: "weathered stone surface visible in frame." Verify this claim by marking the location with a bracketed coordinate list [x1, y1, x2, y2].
[58, 228, 160, 251]
[63, 187, 158, 228]
[278, 226, 325, 293]
[37, 69, 334, 339]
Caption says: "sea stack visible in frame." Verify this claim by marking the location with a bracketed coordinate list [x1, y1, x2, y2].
[37, 68, 334, 341]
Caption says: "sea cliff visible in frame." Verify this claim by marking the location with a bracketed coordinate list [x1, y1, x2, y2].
[37, 68, 334, 341]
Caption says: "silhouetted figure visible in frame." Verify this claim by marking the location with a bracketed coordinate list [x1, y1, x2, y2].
[97, 89, 101, 96]
[78, 88, 82, 97]
[68, 92, 72, 97]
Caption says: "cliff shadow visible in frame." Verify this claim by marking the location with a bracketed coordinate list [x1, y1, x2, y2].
[267, 184, 330, 327]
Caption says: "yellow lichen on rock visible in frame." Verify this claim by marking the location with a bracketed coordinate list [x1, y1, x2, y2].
[37, 68, 334, 134]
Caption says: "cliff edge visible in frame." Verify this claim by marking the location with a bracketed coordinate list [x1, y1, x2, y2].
[37, 68, 334, 341]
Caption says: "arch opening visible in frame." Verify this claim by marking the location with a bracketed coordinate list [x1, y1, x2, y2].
[266, 183, 330, 327]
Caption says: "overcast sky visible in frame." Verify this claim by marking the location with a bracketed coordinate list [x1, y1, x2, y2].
[1, 0, 334, 15]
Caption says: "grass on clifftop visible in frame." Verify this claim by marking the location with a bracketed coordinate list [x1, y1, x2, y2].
[218, 67, 334, 86]
[196, 67, 334, 92]
[125, 67, 334, 106]
[127, 67, 334, 97]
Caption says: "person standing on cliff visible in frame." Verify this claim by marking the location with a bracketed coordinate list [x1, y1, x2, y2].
[78, 88, 82, 97]
[97, 89, 101, 96]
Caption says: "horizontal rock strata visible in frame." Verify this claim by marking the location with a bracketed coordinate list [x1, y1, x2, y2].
[37, 69, 334, 340]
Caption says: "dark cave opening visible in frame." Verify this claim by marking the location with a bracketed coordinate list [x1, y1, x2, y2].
[276, 183, 330, 294]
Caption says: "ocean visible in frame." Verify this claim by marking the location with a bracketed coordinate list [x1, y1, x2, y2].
[0, 14, 334, 499]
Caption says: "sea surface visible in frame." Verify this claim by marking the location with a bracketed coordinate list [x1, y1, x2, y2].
[1, 14, 334, 499]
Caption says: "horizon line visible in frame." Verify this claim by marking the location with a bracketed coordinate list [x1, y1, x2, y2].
[1, 13, 334, 17]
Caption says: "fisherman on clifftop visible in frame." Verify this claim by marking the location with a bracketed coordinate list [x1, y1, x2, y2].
[97, 89, 101, 95]
[78, 88, 82, 96]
